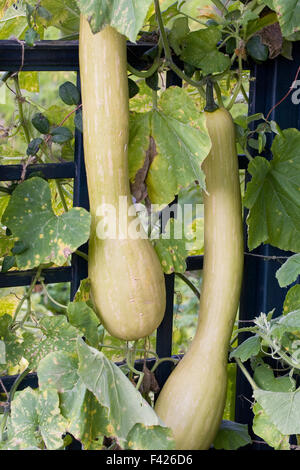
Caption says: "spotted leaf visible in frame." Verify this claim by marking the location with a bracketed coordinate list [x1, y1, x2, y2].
[22, 315, 81, 368]
[2, 177, 91, 270]
[129, 87, 211, 207]
[152, 218, 191, 274]
[125, 423, 175, 450]
[77, 0, 153, 42]
[77, 338, 162, 445]
[9, 388, 67, 450]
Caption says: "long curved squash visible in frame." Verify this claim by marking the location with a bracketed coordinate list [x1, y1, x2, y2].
[79, 17, 166, 340]
[154, 105, 244, 449]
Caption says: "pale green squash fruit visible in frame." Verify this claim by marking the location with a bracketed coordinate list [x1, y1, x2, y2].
[79, 16, 166, 340]
[155, 107, 244, 449]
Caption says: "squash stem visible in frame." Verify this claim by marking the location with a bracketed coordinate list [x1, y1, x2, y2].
[204, 79, 219, 113]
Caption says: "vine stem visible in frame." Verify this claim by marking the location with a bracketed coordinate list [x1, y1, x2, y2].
[214, 81, 224, 108]
[175, 272, 200, 299]
[128, 41, 163, 79]
[150, 357, 179, 374]
[226, 76, 243, 111]
[154, 0, 208, 92]
[230, 326, 259, 346]
[75, 249, 88, 261]
[40, 280, 68, 310]
[0, 367, 31, 442]
[234, 357, 258, 390]
[13, 75, 31, 145]
[126, 345, 144, 391]
[11, 266, 42, 325]
[55, 180, 69, 212]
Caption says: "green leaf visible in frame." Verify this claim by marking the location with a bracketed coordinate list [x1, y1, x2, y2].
[0, 314, 12, 337]
[125, 423, 175, 450]
[25, 28, 40, 47]
[1, 255, 16, 273]
[272, 0, 300, 39]
[27, 137, 43, 156]
[10, 388, 67, 450]
[73, 277, 92, 303]
[283, 285, 300, 315]
[77, 0, 153, 42]
[50, 126, 73, 143]
[60, 379, 108, 449]
[147, 1, 180, 29]
[37, 350, 79, 392]
[246, 35, 269, 62]
[77, 338, 162, 444]
[74, 108, 83, 132]
[229, 335, 261, 362]
[145, 72, 160, 91]
[252, 402, 290, 450]
[0, 5, 28, 40]
[39, 0, 80, 35]
[22, 315, 82, 368]
[37, 348, 107, 449]
[244, 129, 300, 252]
[213, 420, 251, 450]
[36, 5, 52, 21]
[0, 315, 24, 367]
[136, 87, 211, 206]
[128, 78, 139, 99]
[253, 363, 296, 392]
[128, 111, 152, 184]
[180, 26, 231, 74]
[276, 254, 300, 288]
[19, 71, 39, 93]
[2, 177, 91, 270]
[168, 16, 190, 56]
[270, 309, 300, 340]
[67, 301, 101, 348]
[59, 81, 80, 106]
[245, 12, 277, 40]
[152, 218, 188, 274]
[11, 240, 28, 255]
[32, 113, 50, 134]
[254, 388, 300, 435]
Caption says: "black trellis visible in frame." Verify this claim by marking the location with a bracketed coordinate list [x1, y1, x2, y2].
[0, 39, 299, 449]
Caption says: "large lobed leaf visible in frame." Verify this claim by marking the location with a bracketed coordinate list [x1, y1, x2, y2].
[213, 420, 251, 450]
[37, 340, 174, 450]
[276, 254, 300, 288]
[180, 26, 231, 74]
[22, 315, 81, 368]
[2, 177, 91, 270]
[77, 338, 163, 444]
[244, 129, 300, 252]
[8, 388, 67, 450]
[254, 388, 300, 435]
[76, 0, 153, 42]
[129, 87, 211, 207]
